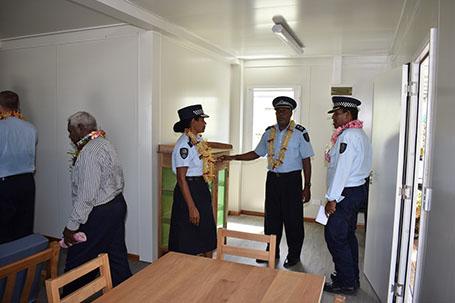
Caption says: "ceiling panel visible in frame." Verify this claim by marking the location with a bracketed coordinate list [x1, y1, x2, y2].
[0, 0, 120, 40]
[1, 0, 405, 59]
[130, 0, 404, 57]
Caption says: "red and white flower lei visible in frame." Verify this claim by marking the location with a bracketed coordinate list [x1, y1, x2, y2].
[325, 120, 363, 162]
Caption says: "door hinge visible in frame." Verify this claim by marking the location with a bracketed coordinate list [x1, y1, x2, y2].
[407, 81, 418, 96]
[423, 187, 432, 211]
[399, 185, 411, 200]
[392, 283, 404, 297]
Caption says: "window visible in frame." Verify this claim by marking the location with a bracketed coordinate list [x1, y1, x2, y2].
[251, 88, 297, 148]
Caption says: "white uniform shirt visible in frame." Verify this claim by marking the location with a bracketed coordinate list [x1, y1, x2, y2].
[172, 133, 203, 176]
[326, 128, 372, 202]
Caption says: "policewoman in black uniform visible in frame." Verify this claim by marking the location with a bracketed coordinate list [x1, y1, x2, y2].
[168, 104, 217, 257]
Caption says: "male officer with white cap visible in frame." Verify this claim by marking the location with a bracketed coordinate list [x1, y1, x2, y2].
[323, 96, 372, 294]
[220, 96, 313, 268]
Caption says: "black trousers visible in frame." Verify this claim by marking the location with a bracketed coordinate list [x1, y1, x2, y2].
[63, 193, 132, 296]
[264, 170, 303, 260]
[324, 185, 367, 287]
[0, 173, 35, 244]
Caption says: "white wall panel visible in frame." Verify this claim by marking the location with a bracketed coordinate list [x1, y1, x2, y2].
[0, 25, 154, 259]
[56, 35, 140, 253]
[0, 46, 59, 236]
[159, 37, 231, 144]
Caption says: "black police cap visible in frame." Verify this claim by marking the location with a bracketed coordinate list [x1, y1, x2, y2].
[272, 96, 297, 110]
[173, 104, 209, 132]
[328, 96, 361, 113]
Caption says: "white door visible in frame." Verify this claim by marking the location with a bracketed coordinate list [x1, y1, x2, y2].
[364, 29, 438, 302]
[364, 65, 411, 303]
[401, 28, 438, 303]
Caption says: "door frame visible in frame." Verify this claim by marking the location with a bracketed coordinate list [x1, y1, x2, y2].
[409, 27, 438, 303]
[390, 28, 438, 303]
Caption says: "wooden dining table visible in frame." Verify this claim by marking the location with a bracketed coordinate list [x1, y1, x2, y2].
[93, 252, 325, 303]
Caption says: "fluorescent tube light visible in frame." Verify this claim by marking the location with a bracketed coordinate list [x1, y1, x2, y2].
[272, 15, 304, 55]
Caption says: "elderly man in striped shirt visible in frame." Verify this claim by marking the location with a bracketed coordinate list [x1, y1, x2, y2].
[62, 111, 131, 295]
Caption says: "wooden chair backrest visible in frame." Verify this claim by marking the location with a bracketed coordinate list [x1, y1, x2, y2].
[45, 253, 112, 303]
[0, 241, 60, 303]
[216, 228, 277, 269]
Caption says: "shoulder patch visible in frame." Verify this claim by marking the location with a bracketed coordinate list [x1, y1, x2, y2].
[265, 125, 274, 131]
[340, 143, 347, 154]
[180, 147, 189, 159]
[295, 124, 306, 132]
[303, 132, 310, 142]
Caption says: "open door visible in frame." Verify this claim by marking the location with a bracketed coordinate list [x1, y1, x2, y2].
[364, 64, 411, 302]
[400, 28, 438, 303]
[364, 28, 438, 303]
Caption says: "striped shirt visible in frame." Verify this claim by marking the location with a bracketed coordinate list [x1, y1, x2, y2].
[67, 137, 124, 230]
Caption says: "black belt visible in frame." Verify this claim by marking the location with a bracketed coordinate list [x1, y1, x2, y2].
[267, 170, 301, 177]
[186, 176, 204, 181]
[0, 172, 33, 182]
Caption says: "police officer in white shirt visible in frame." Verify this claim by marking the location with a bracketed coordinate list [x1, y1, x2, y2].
[169, 104, 217, 257]
[220, 96, 314, 268]
[323, 96, 372, 294]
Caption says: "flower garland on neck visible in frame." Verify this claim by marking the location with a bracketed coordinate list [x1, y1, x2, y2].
[0, 111, 24, 120]
[325, 120, 363, 162]
[267, 120, 295, 170]
[68, 130, 106, 166]
[185, 130, 216, 183]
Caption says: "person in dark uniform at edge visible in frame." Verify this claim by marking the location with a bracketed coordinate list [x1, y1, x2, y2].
[0, 90, 37, 244]
[168, 104, 217, 257]
[323, 96, 372, 294]
[62, 111, 132, 295]
[219, 96, 313, 268]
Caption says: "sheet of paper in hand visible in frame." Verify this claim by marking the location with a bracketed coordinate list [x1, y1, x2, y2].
[315, 205, 329, 225]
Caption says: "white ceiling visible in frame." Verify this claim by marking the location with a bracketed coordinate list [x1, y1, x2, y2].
[0, 0, 120, 40]
[1, 0, 405, 59]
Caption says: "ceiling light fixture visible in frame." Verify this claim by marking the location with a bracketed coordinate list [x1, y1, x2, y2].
[272, 15, 304, 55]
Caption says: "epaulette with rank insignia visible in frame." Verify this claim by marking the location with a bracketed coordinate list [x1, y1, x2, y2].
[295, 124, 310, 142]
[265, 125, 274, 131]
[187, 140, 193, 147]
[295, 124, 306, 132]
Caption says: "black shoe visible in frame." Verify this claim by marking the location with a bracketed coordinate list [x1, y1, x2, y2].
[283, 257, 300, 268]
[324, 282, 357, 295]
[256, 256, 279, 264]
[330, 272, 360, 289]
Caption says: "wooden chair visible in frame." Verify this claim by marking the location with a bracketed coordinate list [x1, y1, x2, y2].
[45, 253, 112, 303]
[0, 241, 60, 303]
[216, 228, 277, 269]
